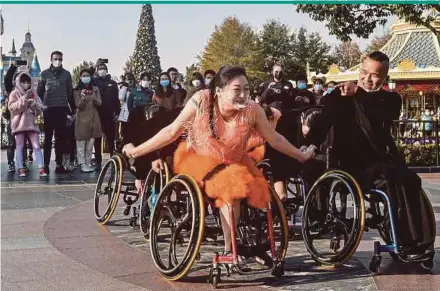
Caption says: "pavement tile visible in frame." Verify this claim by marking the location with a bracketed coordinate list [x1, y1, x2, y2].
[1, 191, 79, 209]
[1, 247, 67, 263]
[49, 235, 123, 251]
[0, 280, 24, 291]
[1, 220, 46, 238]
[1, 207, 62, 224]
[1, 235, 52, 251]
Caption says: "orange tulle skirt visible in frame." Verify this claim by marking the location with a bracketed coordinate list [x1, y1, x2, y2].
[173, 142, 271, 209]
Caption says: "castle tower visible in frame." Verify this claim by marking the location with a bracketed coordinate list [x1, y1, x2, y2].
[20, 29, 35, 66]
[9, 38, 16, 57]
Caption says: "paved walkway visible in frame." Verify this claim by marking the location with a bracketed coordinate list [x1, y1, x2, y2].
[1, 161, 440, 290]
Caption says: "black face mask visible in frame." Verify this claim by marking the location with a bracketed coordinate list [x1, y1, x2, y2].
[274, 72, 283, 80]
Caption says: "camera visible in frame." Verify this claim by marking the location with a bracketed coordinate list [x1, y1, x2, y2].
[100, 58, 109, 64]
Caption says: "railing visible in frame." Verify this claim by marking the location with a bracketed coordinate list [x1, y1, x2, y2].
[392, 119, 439, 167]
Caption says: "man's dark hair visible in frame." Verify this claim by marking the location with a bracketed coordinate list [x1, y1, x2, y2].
[51, 51, 63, 59]
[140, 72, 151, 80]
[204, 69, 216, 78]
[296, 73, 307, 83]
[167, 67, 178, 74]
[366, 51, 389, 65]
[272, 63, 283, 70]
[327, 81, 337, 86]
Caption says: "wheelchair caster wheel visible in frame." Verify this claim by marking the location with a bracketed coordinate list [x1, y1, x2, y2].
[123, 205, 131, 216]
[271, 262, 284, 279]
[369, 255, 382, 275]
[129, 217, 137, 227]
[330, 237, 340, 253]
[207, 267, 221, 288]
[421, 256, 434, 271]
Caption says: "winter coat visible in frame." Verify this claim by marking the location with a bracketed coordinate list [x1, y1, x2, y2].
[8, 72, 45, 135]
[74, 86, 102, 140]
[93, 75, 121, 121]
[118, 86, 131, 122]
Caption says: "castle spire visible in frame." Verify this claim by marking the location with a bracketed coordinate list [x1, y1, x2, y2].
[9, 39, 16, 56]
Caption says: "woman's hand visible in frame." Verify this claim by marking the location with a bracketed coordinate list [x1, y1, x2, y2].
[122, 143, 136, 158]
[298, 145, 316, 163]
[151, 159, 164, 173]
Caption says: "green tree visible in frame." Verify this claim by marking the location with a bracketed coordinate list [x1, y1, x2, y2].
[72, 60, 94, 88]
[198, 17, 265, 84]
[290, 27, 336, 76]
[126, 4, 161, 82]
[365, 31, 393, 54]
[334, 41, 362, 70]
[296, 5, 440, 41]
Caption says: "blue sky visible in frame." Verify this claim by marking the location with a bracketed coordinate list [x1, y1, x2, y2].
[1, 4, 393, 78]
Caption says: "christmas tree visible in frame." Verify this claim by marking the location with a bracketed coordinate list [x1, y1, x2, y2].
[125, 4, 161, 82]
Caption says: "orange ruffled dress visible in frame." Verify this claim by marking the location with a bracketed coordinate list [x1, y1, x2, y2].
[173, 90, 271, 209]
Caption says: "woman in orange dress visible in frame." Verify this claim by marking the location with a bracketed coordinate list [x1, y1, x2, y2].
[123, 66, 314, 254]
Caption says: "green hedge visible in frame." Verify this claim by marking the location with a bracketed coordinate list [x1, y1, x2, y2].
[397, 143, 438, 167]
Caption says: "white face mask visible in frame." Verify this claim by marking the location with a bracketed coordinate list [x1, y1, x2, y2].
[141, 80, 151, 88]
[205, 78, 212, 86]
[52, 60, 62, 68]
[22, 83, 31, 90]
[98, 70, 108, 77]
[358, 77, 386, 92]
[192, 80, 202, 87]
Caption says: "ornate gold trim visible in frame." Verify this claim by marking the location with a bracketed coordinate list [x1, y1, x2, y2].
[397, 59, 416, 71]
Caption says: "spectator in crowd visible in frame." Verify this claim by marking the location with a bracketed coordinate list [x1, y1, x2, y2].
[292, 74, 315, 107]
[185, 72, 206, 102]
[204, 69, 216, 86]
[257, 63, 294, 111]
[74, 69, 102, 172]
[154, 72, 181, 110]
[127, 71, 153, 114]
[37, 51, 75, 174]
[166, 67, 187, 105]
[93, 60, 121, 170]
[8, 72, 47, 177]
[118, 72, 135, 146]
[310, 76, 326, 105]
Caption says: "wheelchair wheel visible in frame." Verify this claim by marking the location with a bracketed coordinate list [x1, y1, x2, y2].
[149, 174, 205, 281]
[257, 159, 273, 184]
[237, 187, 289, 261]
[94, 155, 123, 224]
[139, 163, 171, 236]
[302, 170, 365, 266]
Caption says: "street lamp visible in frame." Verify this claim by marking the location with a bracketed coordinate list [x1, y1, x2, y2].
[388, 79, 396, 91]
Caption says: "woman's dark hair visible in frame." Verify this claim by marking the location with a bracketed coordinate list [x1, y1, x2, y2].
[155, 72, 174, 98]
[19, 73, 31, 83]
[209, 65, 248, 139]
[301, 107, 322, 127]
[204, 70, 216, 78]
[260, 104, 274, 121]
[140, 72, 151, 81]
[190, 72, 204, 87]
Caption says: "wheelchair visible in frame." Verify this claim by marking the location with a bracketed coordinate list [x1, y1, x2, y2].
[94, 104, 172, 227]
[301, 162, 436, 274]
[146, 170, 289, 288]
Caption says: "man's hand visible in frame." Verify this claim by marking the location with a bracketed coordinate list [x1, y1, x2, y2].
[335, 81, 358, 97]
[151, 159, 164, 173]
[135, 179, 143, 194]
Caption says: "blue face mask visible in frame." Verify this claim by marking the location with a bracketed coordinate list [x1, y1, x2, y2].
[160, 80, 170, 87]
[297, 82, 307, 90]
[314, 84, 323, 91]
[81, 77, 91, 84]
[326, 87, 335, 94]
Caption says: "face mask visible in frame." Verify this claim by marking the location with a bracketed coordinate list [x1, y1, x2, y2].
[297, 82, 307, 90]
[22, 83, 31, 90]
[205, 78, 212, 86]
[141, 80, 150, 88]
[314, 84, 323, 91]
[52, 60, 62, 68]
[274, 72, 283, 80]
[81, 77, 91, 84]
[326, 87, 334, 94]
[192, 80, 202, 87]
[98, 70, 108, 77]
[160, 80, 170, 87]
[359, 77, 385, 92]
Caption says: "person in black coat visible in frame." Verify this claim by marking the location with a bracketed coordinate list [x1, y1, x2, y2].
[307, 51, 435, 256]
[92, 61, 121, 169]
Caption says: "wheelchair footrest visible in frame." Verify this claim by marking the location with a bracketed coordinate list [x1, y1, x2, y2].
[237, 243, 270, 258]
